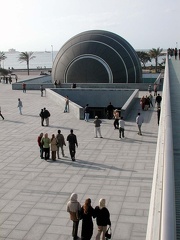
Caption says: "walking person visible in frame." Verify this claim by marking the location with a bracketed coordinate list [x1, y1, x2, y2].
[119, 116, 125, 139]
[140, 96, 145, 110]
[113, 109, 120, 129]
[148, 84, 152, 93]
[79, 198, 95, 240]
[155, 94, 162, 108]
[95, 198, 111, 240]
[56, 130, 66, 158]
[39, 109, 45, 126]
[157, 107, 161, 125]
[17, 98, 23, 115]
[50, 134, 57, 161]
[84, 104, 90, 121]
[22, 82, 26, 93]
[67, 129, 78, 161]
[43, 108, 50, 126]
[37, 133, 44, 159]
[136, 113, 144, 135]
[148, 93, 153, 107]
[40, 85, 44, 97]
[154, 83, 158, 97]
[0, 106, 4, 120]
[64, 96, 69, 113]
[94, 116, 103, 138]
[67, 193, 81, 240]
[41, 133, 51, 160]
[106, 102, 114, 119]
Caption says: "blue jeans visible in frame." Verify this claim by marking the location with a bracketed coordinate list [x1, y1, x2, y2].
[84, 113, 89, 121]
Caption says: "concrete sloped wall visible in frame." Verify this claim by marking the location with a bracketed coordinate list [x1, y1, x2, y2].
[46, 88, 139, 120]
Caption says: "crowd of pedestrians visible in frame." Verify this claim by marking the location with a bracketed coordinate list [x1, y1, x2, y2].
[37, 129, 78, 161]
[67, 193, 111, 240]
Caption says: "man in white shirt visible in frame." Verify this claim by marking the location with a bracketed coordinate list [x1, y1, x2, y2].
[136, 113, 144, 135]
[119, 116, 125, 138]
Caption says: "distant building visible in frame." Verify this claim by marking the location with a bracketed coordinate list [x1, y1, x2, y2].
[52, 30, 142, 84]
[8, 48, 17, 53]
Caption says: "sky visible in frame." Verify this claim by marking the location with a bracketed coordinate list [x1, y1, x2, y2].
[1, 0, 180, 52]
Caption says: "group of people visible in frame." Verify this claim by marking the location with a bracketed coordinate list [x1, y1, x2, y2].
[0, 75, 13, 84]
[140, 94, 153, 111]
[39, 108, 51, 126]
[67, 193, 111, 240]
[168, 47, 180, 60]
[37, 129, 78, 161]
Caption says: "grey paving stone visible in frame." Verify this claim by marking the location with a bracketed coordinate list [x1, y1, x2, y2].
[15, 215, 39, 231]
[23, 224, 49, 240]
[7, 230, 27, 240]
[0, 84, 158, 239]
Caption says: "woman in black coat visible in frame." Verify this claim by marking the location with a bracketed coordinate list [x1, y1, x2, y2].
[95, 198, 111, 240]
[79, 198, 95, 240]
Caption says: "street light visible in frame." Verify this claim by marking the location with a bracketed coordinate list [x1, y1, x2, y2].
[51, 45, 54, 66]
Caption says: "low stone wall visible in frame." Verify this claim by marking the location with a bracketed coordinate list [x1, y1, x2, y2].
[60, 83, 152, 91]
[12, 78, 152, 91]
[121, 89, 139, 118]
[46, 89, 84, 119]
[45, 88, 139, 120]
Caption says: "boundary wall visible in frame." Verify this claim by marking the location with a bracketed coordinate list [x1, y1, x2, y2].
[146, 55, 176, 240]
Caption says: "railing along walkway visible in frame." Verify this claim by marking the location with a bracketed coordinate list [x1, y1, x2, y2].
[169, 57, 180, 239]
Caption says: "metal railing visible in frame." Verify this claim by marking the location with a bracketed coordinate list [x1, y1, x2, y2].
[146, 54, 176, 240]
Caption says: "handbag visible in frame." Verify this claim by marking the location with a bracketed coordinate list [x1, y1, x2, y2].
[105, 226, 112, 239]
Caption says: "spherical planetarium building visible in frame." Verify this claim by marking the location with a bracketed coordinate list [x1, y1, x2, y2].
[52, 30, 142, 84]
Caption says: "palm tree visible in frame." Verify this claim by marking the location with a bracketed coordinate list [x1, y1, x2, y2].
[136, 51, 151, 68]
[0, 51, 7, 68]
[18, 52, 36, 75]
[149, 47, 163, 73]
[0, 68, 9, 76]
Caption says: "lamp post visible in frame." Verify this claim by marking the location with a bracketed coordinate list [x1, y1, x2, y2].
[51, 45, 54, 66]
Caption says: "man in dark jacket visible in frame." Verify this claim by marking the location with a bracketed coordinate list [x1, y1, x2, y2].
[106, 102, 114, 119]
[155, 94, 162, 108]
[67, 129, 78, 161]
[43, 108, 50, 126]
[39, 109, 44, 126]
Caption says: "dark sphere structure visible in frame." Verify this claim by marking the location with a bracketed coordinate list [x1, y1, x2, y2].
[52, 30, 142, 83]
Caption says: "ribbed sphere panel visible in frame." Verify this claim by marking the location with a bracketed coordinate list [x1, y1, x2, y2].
[52, 30, 142, 83]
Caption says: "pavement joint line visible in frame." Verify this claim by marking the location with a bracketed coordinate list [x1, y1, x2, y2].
[21, 189, 70, 196]
[83, 175, 152, 181]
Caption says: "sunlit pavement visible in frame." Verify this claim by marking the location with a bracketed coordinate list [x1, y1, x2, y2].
[0, 82, 158, 240]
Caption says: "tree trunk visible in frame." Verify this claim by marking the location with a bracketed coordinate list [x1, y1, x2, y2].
[155, 57, 158, 73]
[27, 60, 29, 75]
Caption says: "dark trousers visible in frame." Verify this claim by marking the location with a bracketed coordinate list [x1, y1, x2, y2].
[40, 146, 44, 158]
[51, 151, 56, 160]
[119, 127, 124, 138]
[114, 119, 119, 129]
[69, 144, 76, 160]
[107, 111, 113, 119]
[72, 220, 79, 239]
[44, 148, 50, 160]
[41, 117, 44, 126]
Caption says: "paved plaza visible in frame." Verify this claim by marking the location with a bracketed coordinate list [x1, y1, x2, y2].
[0, 82, 159, 240]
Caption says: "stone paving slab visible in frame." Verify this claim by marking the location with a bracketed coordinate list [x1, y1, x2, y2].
[0, 83, 159, 240]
